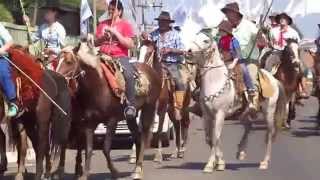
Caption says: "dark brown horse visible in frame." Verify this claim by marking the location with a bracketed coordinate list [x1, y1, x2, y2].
[308, 50, 320, 128]
[261, 39, 303, 128]
[0, 47, 71, 180]
[56, 41, 161, 180]
[141, 42, 191, 161]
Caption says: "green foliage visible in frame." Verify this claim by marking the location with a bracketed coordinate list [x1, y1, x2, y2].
[0, 2, 14, 22]
[62, 0, 81, 8]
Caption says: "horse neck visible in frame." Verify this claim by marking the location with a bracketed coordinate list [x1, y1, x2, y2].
[201, 52, 228, 93]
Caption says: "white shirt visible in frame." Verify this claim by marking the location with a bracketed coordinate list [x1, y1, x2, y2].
[270, 26, 301, 50]
[33, 21, 66, 54]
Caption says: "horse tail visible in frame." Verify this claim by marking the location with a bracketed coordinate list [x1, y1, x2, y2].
[47, 71, 72, 153]
[273, 81, 287, 141]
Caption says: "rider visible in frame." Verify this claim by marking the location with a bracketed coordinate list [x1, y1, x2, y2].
[147, 11, 187, 120]
[95, 0, 137, 119]
[0, 23, 19, 117]
[23, 2, 66, 70]
[221, 2, 260, 111]
[218, 20, 256, 108]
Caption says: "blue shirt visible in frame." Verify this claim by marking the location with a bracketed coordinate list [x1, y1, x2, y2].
[150, 28, 185, 63]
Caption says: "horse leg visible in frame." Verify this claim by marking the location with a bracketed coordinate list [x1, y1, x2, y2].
[203, 109, 215, 173]
[52, 144, 66, 180]
[181, 111, 190, 152]
[0, 126, 7, 175]
[102, 118, 119, 178]
[131, 105, 155, 180]
[153, 113, 165, 163]
[317, 97, 320, 129]
[129, 144, 136, 164]
[237, 116, 252, 161]
[75, 143, 83, 178]
[15, 123, 28, 180]
[80, 128, 94, 180]
[260, 110, 276, 170]
[35, 95, 52, 180]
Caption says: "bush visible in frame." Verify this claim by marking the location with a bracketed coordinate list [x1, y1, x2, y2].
[0, 3, 14, 23]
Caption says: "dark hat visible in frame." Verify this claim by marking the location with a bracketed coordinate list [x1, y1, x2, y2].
[221, 2, 243, 18]
[218, 20, 233, 34]
[40, 1, 67, 13]
[155, 11, 175, 23]
[269, 12, 278, 19]
[275, 13, 293, 25]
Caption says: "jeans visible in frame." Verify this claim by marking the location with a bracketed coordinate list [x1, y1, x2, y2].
[0, 57, 16, 102]
[239, 63, 255, 90]
[118, 58, 136, 106]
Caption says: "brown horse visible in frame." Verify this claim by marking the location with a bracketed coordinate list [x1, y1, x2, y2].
[0, 47, 71, 180]
[141, 42, 191, 161]
[261, 39, 303, 128]
[56, 41, 161, 180]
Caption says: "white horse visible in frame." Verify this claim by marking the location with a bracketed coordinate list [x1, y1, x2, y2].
[186, 29, 287, 172]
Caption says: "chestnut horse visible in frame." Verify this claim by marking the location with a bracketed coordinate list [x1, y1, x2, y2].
[56, 41, 161, 180]
[0, 47, 71, 180]
[261, 39, 303, 128]
[139, 42, 191, 162]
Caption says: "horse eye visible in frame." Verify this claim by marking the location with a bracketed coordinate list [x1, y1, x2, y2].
[203, 40, 210, 43]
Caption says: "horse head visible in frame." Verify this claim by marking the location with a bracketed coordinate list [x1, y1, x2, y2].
[282, 38, 300, 68]
[186, 28, 221, 67]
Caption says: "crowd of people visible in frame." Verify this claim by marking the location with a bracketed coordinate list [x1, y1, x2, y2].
[0, 0, 310, 119]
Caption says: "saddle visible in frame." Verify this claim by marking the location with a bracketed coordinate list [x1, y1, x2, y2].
[100, 55, 150, 98]
[228, 64, 246, 95]
[161, 63, 192, 91]
[257, 70, 275, 98]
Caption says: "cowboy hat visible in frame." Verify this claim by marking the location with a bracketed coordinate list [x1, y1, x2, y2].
[221, 2, 243, 18]
[275, 13, 293, 25]
[269, 12, 279, 19]
[40, 1, 67, 13]
[155, 11, 175, 23]
[218, 20, 233, 35]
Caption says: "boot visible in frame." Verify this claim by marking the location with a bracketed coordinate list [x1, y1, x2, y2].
[7, 102, 18, 118]
[174, 91, 186, 120]
[248, 90, 259, 112]
[186, 102, 202, 117]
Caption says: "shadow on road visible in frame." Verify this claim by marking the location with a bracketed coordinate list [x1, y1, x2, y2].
[160, 162, 260, 171]
[1, 172, 132, 180]
[291, 128, 320, 138]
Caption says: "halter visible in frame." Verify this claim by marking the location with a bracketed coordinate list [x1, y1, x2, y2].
[57, 51, 86, 83]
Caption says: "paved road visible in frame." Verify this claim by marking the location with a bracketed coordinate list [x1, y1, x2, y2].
[3, 97, 320, 180]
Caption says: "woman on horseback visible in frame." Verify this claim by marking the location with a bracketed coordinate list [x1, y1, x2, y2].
[95, 0, 136, 118]
[23, 2, 66, 70]
[0, 23, 19, 117]
[218, 20, 256, 108]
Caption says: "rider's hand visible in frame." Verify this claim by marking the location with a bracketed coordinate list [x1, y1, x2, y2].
[0, 48, 7, 55]
[160, 48, 172, 55]
[104, 26, 117, 35]
[141, 32, 149, 40]
[23, 15, 30, 23]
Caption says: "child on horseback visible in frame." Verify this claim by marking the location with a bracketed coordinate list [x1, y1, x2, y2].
[95, 0, 136, 118]
[0, 23, 19, 117]
[218, 20, 256, 109]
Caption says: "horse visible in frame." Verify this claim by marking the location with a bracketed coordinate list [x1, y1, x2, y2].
[0, 46, 71, 180]
[56, 40, 161, 180]
[260, 39, 304, 128]
[186, 29, 287, 172]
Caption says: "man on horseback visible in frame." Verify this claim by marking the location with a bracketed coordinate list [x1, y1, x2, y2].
[0, 23, 19, 117]
[95, 0, 137, 118]
[218, 20, 256, 108]
[221, 2, 260, 111]
[23, 2, 66, 70]
[146, 11, 187, 120]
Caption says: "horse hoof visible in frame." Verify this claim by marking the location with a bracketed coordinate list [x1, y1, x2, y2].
[132, 167, 143, 180]
[216, 160, 226, 171]
[203, 165, 214, 173]
[259, 161, 269, 170]
[237, 151, 247, 161]
[153, 153, 163, 163]
[177, 151, 184, 159]
[78, 175, 88, 180]
[129, 157, 136, 164]
[15, 173, 24, 180]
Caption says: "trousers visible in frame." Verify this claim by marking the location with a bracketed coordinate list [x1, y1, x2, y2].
[118, 58, 136, 106]
[0, 57, 16, 102]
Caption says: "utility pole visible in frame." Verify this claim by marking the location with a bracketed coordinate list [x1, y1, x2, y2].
[93, 0, 97, 34]
[136, 0, 163, 32]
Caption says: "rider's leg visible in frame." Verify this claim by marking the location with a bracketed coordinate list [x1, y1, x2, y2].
[118, 57, 137, 119]
[0, 58, 18, 117]
[246, 63, 259, 111]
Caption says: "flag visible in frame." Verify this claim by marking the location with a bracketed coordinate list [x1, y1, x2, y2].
[80, 0, 93, 35]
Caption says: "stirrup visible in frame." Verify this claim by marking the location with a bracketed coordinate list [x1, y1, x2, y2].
[124, 106, 137, 119]
[7, 103, 18, 118]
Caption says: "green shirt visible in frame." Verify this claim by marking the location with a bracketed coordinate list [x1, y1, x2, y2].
[0, 23, 13, 48]
[232, 19, 260, 61]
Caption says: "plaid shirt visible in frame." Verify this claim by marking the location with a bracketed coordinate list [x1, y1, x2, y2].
[150, 28, 184, 63]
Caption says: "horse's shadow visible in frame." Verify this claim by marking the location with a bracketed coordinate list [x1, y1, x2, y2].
[160, 162, 260, 171]
[291, 128, 320, 138]
[1, 172, 132, 180]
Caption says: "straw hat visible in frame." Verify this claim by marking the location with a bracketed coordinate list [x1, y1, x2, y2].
[221, 2, 243, 18]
